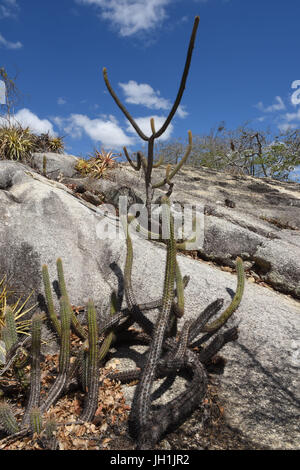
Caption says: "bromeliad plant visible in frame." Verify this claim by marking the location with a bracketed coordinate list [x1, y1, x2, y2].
[75, 148, 120, 179]
[0, 123, 33, 162]
[0, 121, 65, 162]
[0, 276, 37, 367]
[31, 132, 65, 154]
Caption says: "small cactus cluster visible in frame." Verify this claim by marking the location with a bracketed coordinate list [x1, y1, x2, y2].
[0, 258, 117, 448]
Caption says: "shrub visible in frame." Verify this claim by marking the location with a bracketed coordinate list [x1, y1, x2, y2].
[31, 132, 65, 154]
[0, 123, 65, 162]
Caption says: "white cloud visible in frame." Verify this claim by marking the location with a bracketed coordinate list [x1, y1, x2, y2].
[177, 105, 188, 118]
[118, 79, 188, 118]
[282, 108, 300, 123]
[57, 97, 67, 105]
[0, 108, 56, 135]
[255, 96, 286, 113]
[119, 80, 170, 109]
[76, 0, 170, 36]
[277, 105, 300, 132]
[277, 122, 298, 133]
[0, 0, 19, 19]
[0, 32, 22, 49]
[54, 113, 134, 148]
[126, 115, 173, 141]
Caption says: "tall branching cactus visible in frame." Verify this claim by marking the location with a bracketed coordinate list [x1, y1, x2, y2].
[0, 16, 246, 451]
[101, 15, 246, 449]
[103, 17, 200, 218]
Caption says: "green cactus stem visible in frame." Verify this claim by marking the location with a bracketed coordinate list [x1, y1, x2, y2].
[152, 154, 164, 168]
[3, 306, 18, 350]
[56, 258, 87, 340]
[42, 264, 61, 337]
[30, 407, 43, 434]
[0, 402, 19, 435]
[98, 291, 117, 362]
[152, 131, 193, 189]
[43, 417, 58, 450]
[202, 257, 245, 333]
[80, 299, 99, 422]
[42, 155, 47, 177]
[134, 197, 177, 447]
[41, 295, 71, 413]
[22, 312, 42, 426]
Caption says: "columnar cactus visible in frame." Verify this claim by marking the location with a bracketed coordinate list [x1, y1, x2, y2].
[22, 313, 42, 426]
[80, 299, 99, 422]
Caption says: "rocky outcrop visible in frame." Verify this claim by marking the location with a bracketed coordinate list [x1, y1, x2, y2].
[30, 151, 80, 180]
[61, 162, 300, 299]
[0, 159, 299, 449]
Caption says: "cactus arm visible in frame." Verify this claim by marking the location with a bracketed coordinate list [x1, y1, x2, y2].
[42, 155, 47, 177]
[41, 295, 71, 412]
[29, 408, 43, 434]
[123, 147, 142, 171]
[175, 214, 199, 250]
[165, 164, 172, 184]
[0, 402, 20, 435]
[43, 418, 58, 450]
[56, 258, 87, 340]
[173, 261, 185, 318]
[150, 117, 156, 135]
[198, 327, 239, 364]
[152, 131, 192, 188]
[3, 306, 18, 350]
[153, 17, 199, 139]
[42, 264, 61, 337]
[98, 292, 117, 362]
[202, 257, 245, 333]
[127, 214, 161, 241]
[22, 313, 42, 426]
[152, 154, 164, 168]
[121, 215, 154, 336]
[103, 67, 149, 141]
[80, 299, 99, 422]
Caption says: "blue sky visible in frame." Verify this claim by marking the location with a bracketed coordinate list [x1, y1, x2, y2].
[0, 0, 299, 178]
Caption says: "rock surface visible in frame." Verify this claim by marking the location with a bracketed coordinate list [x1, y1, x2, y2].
[62, 162, 300, 299]
[0, 158, 299, 450]
[30, 151, 80, 180]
